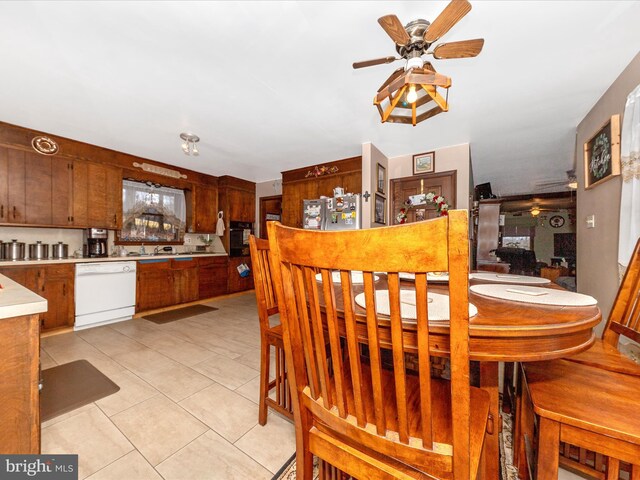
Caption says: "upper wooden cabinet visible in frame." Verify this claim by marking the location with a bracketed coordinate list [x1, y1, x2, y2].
[217, 176, 256, 252]
[0, 143, 123, 229]
[193, 184, 218, 233]
[218, 176, 255, 223]
[281, 156, 362, 228]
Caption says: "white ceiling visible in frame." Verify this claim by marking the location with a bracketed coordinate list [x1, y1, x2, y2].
[1, 1, 639, 195]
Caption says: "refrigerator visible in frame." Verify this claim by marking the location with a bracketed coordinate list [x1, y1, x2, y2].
[303, 194, 362, 231]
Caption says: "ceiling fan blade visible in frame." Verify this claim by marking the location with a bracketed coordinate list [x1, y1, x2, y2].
[352, 56, 398, 69]
[378, 15, 411, 46]
[423, 0, 472, 43]
[433, 38, 484, 59]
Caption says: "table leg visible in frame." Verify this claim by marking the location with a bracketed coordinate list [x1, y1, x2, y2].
[537, 417, 560, 480]
[480, 362, 500, 480]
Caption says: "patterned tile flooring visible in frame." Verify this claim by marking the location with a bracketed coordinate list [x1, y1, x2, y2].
[41, 292, 294, 480]
[41, 291, 583, 480]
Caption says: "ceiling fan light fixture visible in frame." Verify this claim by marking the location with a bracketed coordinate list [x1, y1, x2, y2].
[530, 207, 541, 217]
[374, 67, 451, 126]
[567, 180, 578, 190]
[179, 132, 200, 156]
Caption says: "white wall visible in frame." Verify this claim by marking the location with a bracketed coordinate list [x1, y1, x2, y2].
[361, 142, 389, 228]
[387, 143, 472, 211]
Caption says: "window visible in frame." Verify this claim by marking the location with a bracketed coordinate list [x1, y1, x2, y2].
[119, 180, 186, 243]
[501, 236, 532, 250]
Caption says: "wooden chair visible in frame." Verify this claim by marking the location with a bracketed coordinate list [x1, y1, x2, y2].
[267, 210, 490, 480]
[516, 238, 640, 479]
[249, 235, 293, 425]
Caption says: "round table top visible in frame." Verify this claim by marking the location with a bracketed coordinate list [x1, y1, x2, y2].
[323, 274, 602, 362]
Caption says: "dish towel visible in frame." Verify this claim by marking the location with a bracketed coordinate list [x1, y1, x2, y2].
[216, 211, 225, 236]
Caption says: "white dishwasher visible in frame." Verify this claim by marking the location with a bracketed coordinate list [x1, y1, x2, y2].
[75, 261, 137, 330]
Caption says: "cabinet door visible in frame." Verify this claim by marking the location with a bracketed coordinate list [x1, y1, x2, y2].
[195, 185, 217, 232]
[282, 181, 318, 228]
[198, 257, 228, 299]
[24, 153, 53, 225]
[228, 189, 255, 223]
[51, 159, 73, 226]
[72, 160, 89, 227]
[228, 256, 253, 293]
[136, 261, 172, 312]
[87, 163, 108, 228]
[41, 265, 74, 331]
[0, 147, 8, 223]
[6, 149, 26, 224]
[106, 166, 122, 229]
[173, 268, 199, 304]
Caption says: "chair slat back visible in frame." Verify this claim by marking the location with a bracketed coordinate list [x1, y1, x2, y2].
[249, 235, 279, 333]
[603, 239, 640, 346]
[268, 210, 472, 477]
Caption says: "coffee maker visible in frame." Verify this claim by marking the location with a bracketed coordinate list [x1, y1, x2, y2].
[83, 228, 108, 258]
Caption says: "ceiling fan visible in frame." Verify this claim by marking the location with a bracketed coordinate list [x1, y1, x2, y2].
[536, 170, 578, 192]
[353, 0, 484, 125]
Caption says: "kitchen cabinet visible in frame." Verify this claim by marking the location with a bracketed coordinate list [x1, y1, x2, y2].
[194, 184, 218, 233]
[281, 156, 362, 228]
[0, 143, 122, 229]
[228, 256, 253, 293]
[0, 264, 74, 332]
[136, 260, 172, 312]
[198, 256, 228, 299]
[171, 258, 199, 304]
[217, 176, 256, 252]
[0, 312, 40, 453]
[0, 148, 54, 225]
[136, 257, 201, 313]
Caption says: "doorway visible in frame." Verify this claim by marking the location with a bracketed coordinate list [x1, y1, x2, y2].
[259, 195, 282, 239]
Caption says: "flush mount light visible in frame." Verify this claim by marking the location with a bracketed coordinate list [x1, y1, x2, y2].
[180, 132, 200, 156]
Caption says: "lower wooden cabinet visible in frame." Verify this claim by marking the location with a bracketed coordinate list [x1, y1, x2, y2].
[0, 313, 40, 453]
[137, 256, 220, 313]
[198, 256, 228, 299]
[0, 264, 74, 332]
[228, 256, 254, 293]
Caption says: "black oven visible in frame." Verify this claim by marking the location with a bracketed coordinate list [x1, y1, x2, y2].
[229, 221, 253, 257]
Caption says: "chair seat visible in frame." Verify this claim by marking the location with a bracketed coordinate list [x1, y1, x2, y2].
[563, 339, 640, 376]
[310, 361, 490, 477]
[524, 359, 640, 445]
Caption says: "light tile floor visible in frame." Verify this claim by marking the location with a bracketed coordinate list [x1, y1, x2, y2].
[41, 292, 295, 480]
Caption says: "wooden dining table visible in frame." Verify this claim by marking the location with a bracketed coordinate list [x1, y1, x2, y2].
[321, 274, 602, 479]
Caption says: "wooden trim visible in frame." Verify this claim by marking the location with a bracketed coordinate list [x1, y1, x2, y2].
[281, 156, 362, 183]
[218, 175, 256, 192]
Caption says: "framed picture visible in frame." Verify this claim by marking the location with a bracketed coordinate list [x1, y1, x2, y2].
[584, 114, 620, 189]
[376, 163, 386, 194]
[374, 193, 386, 225]
[415, 209, 426, 222]
[413, 151, 435, 175]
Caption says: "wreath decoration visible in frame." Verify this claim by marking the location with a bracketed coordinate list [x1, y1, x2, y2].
[589, 132, 611, 180]
[396, 192, 449, 224]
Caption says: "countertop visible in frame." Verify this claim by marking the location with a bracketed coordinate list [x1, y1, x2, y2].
[0, 252, 228, 267]
[0, 273, 47, 320]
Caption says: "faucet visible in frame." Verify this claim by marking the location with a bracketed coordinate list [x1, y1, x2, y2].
[153, 245, 161, 255]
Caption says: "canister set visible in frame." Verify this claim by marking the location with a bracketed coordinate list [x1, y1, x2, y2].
[1, 240, 69, 260]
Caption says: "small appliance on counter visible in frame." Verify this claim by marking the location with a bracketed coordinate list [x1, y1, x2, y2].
[83, 228, 108, 258]
[303, 192, 362, 231]
[229, 221, 253, 257]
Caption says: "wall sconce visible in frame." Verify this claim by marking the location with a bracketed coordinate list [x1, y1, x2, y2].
[180, 132, 200, 156]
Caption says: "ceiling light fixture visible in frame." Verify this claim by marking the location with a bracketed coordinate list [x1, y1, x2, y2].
[180, 132, 200, 156]
[374, 65, 451, 126]
[530, 207, 541, 217]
